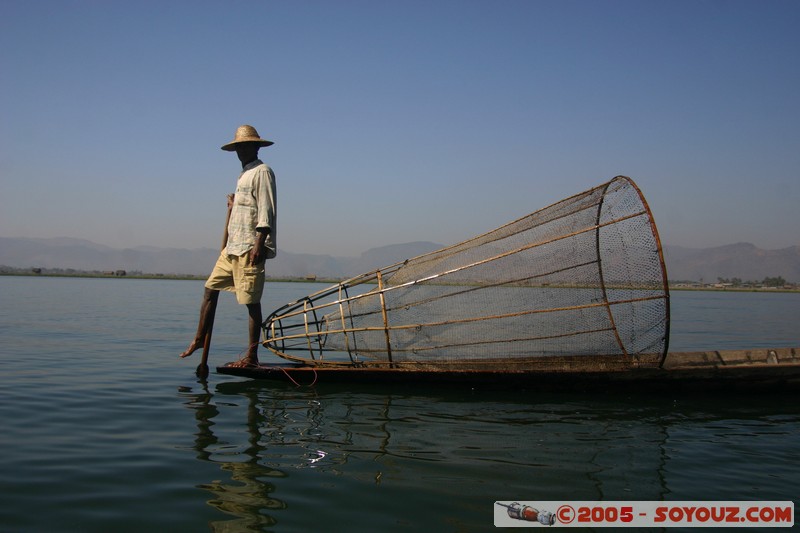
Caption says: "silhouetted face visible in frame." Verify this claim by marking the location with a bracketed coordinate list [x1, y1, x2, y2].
[235, 142, 260, 166]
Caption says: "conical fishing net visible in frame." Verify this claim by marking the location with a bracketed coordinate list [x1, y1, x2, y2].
[263, 176, 670, 368]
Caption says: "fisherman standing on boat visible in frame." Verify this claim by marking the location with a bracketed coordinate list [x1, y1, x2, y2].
[180, 124, 277, 370]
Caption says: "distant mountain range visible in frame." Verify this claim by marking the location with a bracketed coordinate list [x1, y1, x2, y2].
[662, 242, 800, 283]
[1, 237, 798, 283]
[0, 237, 442, 279]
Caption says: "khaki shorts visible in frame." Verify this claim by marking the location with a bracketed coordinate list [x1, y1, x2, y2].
[205, 252, 265, 304]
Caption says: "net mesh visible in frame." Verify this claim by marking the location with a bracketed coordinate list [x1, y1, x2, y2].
[263, 176, 670, 367]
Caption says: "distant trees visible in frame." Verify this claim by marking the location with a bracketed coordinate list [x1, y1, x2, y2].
[716, 276, 787, 287]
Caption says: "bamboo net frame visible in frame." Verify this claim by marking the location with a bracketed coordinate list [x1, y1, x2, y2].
[262, 176, 670, 368]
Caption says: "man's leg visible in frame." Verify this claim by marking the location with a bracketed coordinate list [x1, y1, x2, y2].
[244, 302, 262, 364]
[228, 303, 261, 367]
[180, 288, 220, 358]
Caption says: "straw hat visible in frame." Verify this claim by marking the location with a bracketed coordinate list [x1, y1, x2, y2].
[221, 125, 274, 151]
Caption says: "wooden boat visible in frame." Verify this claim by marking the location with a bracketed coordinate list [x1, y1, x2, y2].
[217, 347, 800, 391]
[215, 177, 799, 390]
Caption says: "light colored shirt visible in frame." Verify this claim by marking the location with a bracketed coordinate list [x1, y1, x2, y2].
[225, 159, 277, 258]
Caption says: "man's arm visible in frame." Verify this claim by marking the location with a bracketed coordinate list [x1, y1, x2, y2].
[252, 165, 276, 263]
[221, 193, 235, 252]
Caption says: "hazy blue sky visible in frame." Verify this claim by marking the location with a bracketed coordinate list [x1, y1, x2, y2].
[2, 1, 798, 257]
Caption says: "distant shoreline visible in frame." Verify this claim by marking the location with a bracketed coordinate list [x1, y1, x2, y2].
[2, 271, 798, 293]
[668, 286, 799, 294]
[0, 271, 341, 284]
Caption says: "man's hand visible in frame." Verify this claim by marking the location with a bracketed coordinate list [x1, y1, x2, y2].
[227, 193, 235, 211]
[249, 243, 264, 265]
[250, 228, 269, 265]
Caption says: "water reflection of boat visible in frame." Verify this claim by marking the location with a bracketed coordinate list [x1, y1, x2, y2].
[179, 381, 800, 530]
[218, 176, 800, 389]
[181, 383, 675, 530]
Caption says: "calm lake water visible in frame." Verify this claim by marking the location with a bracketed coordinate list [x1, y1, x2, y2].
[0, 277, 798, 532]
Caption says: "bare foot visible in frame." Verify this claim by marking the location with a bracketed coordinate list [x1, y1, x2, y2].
[179, 338, 203, 358]
[227, 357, 259, 368]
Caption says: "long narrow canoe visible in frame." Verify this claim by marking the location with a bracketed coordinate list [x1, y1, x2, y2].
[217, 346, 800, 391]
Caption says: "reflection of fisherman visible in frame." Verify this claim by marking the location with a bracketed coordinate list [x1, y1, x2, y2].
[179, 382, 285, 530]
[180, 125, 277, 369]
